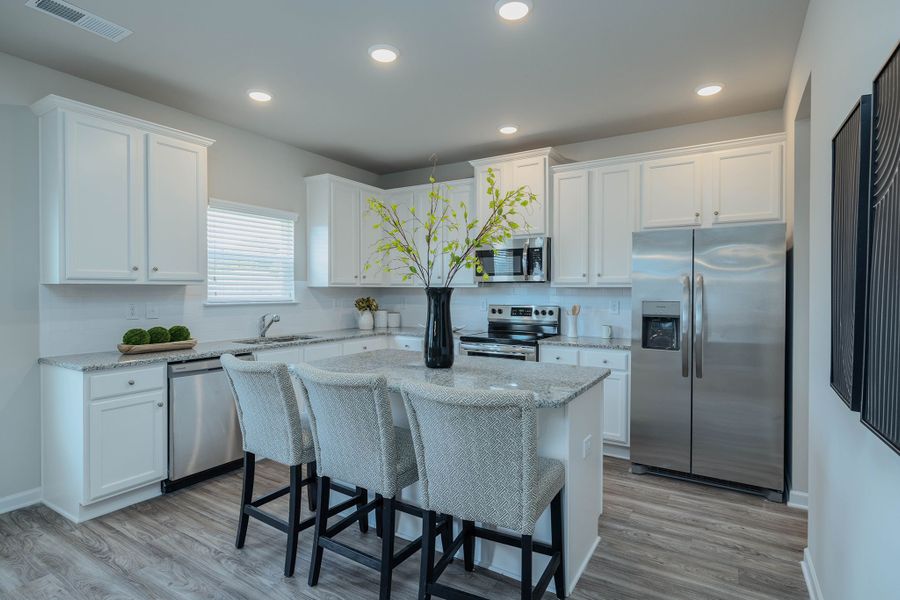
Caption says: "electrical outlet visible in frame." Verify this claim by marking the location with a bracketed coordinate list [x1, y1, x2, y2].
[609, 300, 620, 315]
[146, 303, 159, 319]
[582, 434, 593, 459]
[125, 303, 139, 320]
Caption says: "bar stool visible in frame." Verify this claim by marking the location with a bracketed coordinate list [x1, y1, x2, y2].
[400, 381, 566, 600]
[290, 363, 452, 600]
[221, 354, 366, 577]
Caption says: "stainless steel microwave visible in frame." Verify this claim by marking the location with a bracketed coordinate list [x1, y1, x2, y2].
[474, 236, 550, 283]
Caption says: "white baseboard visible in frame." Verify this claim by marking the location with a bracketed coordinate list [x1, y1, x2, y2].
[788, 489, 809, 510]
[801, 547, 823, 600]
[0, 487, 41, 515]
[603, 444, 630, 460]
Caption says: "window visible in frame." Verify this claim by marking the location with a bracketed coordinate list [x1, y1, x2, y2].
[207, 199, 296, 304]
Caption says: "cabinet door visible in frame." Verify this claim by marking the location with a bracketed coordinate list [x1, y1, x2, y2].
[474, 164, 499, 232]
[385, 191, 416, 286]
[88, 389, 166, 501]
[304, 341, 344, 361]
[359, 194, 386, 286]
[552, 170, 590, 285]
[146, 134, 207, 281]
[392, 336, 424, 351]
[510, 156, 547, 235]
[640, 155, 703, 229]
[592, 164, 638, 285]
[253, 347, 302, 364]
[412, 188, 444, 285]
[710, 143, 783, 224]
[443, 183, 477, 287]
[329, 181, 360, 285]
[539, 346, 579, 365]
[63, 111, 143, 281]
[601, 371, 630, 446]
[343, 336, 389, 355]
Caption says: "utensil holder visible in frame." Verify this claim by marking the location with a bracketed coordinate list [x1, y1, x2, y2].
[564, 314, 578, 338]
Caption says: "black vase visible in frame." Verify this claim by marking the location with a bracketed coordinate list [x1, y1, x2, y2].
[424, 287, 454, 368]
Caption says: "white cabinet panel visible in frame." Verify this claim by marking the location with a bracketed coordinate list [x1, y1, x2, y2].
[359, 196, 386, 286]
[710, 143, 783, 224]
[579, 348, 629, 371]
[384, 190, 416, 286]
[510, 155, 547, 235]
[601, 372, 629, 446]
[329, 181, 360, 285]
[63, 111, 143, 281]
[591, 164, 637, 285]
[304, 341, 344, 362]
[392, 336, 424, 351]
[253, 347, 302, 364]
[640, 155, 703, 229]
[89, 367, 164, 401]
[343, 336, 389, 355]
[88, 389, 167, 501]
[474, 164, 499, 237]
[540, 346, 579, 365]
[146, 134, 207, 281]
[443, 183, 477, 287]
[552, 170, 590, 285]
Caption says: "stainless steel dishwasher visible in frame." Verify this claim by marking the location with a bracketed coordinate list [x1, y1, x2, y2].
[163, 354, 251, 492]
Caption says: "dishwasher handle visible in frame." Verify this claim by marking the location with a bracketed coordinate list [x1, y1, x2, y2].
[168, 354, 252, 376]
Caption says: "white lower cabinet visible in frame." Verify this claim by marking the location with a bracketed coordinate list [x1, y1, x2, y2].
[392, 336, 424, 351]
[253, 347, 303, 364]
[541, 345, 630, 449]
[343, 336, 389, 355]
[42, 363, 168, 523]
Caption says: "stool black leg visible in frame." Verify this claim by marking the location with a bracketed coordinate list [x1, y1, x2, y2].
[378, 497, 396, 600]
[308, 475, 331, 587]
[521, 535, 533, 600]
[307, 461, 318, 512]
[551, 491, 566, 598]
[375, 493, 384, 538]
[357, 487, 369, 533]
[439, 514, 453, 563]
[235, 452, 255, 549]
[419, 510, 436, 600]
[284, 464, 302, 577]
[462, 520, 475, 572]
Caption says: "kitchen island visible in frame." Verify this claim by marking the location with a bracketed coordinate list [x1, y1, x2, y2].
[307, 349, 608, 596]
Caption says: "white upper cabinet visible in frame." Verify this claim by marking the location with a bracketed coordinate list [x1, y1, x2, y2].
[710, 143, 783, 224]
[146, 134, 207, 281]
[591, 164, 638, 285]
[470, 148, 566, 237]
[442, 181, 476, 287]
[329, 179, 361, 285]
[552, 170, 590, 285]
[359, 192, 385, 286]
[640, 154, 704, 229]
[32, 96, 214, 284]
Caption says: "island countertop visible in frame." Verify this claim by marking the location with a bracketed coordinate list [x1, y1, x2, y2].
[306, 349, 609, 408]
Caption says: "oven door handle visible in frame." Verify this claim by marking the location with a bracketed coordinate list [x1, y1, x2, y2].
[460, 343, 536, 358]
[521, 238, 530, 277]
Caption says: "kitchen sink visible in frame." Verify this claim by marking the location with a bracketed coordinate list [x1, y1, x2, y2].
[232, 334, 318, 345]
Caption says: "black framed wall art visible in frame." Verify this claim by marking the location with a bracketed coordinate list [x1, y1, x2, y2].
[830, 95, 872, 411]
[863, 42, 900, 455]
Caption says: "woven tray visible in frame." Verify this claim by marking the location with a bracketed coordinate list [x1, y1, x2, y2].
[117, 339, 198, 355]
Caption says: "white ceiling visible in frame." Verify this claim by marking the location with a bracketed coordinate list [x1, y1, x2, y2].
[0, 0, 808, 174]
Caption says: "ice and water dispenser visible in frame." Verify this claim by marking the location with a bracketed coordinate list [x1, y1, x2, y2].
[641, 301, 681, 351]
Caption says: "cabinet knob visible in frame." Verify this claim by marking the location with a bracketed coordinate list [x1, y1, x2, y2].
[156, 402, 164, 408]
[362, 345, 368, 350]
[714, 210, 719, 216]
[362, 275, 366, 279]
[354, 275, 358, 279]
[131, 266, 138, 272]
[152, 266, 159, 272]
[555, 356, 560, 361]
[603, 360, 608, 364]
[582, 273, 587, 277]
[694, 212, 701, 218]
[128, 380, 135, 385]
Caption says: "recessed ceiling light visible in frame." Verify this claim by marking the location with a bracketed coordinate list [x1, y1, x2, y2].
[247, 89, 273, 102]
[369, 44, 399, 63]
[495, 0, 532, 21]
[695, 83, 724, 97]
[499, 125, 518, 135]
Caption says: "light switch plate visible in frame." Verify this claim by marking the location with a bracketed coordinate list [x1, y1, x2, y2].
[145, 303, 159, 319]
[125, 303, 139, 320]
[609, 300, 620, 315]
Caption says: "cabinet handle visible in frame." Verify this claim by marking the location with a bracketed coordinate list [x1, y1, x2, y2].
[156, 402, 164, 408]
[131, 266, 138, 272]
[152, 266, 159, 272]
[128, 380, 135, 385]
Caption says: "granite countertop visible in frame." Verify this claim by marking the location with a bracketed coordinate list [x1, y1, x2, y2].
[38, 327, 431, 372]
[540, 335, 632, 351]
[306, 349, 609, 408]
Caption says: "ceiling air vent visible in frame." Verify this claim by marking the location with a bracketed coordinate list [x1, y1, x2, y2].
[26, 0, 132, 42]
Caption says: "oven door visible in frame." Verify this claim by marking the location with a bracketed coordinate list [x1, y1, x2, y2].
[474, 237, 548, 283]
[460, 342, 537, 361]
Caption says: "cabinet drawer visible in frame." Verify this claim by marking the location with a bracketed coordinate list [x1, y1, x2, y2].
[579, 349, 629, 371]
[393, 336, 424, 351]
[303, 342, 344, 362]
[343, 337, 388, 355]
[89, 366, 166, 401]
[540, 346, 579, 365]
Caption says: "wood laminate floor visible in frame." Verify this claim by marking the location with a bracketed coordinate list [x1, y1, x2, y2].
[0, 458, 808, 599]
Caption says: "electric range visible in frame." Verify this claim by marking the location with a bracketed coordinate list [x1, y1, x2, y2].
[459, 304, 560, 361]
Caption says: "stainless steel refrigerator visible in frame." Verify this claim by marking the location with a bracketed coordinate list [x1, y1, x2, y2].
[630, 223, 786, 500]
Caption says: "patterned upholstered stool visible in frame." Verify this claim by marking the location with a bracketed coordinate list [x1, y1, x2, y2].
[290, 363, 452, 600]
[400, 381, 566, 600]
[221, 354, 364, 578]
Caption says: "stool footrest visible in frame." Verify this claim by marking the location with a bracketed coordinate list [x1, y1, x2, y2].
[250, 485, 290, 507]
[319, 537, 382, 570]
[472, 526, 554, 555]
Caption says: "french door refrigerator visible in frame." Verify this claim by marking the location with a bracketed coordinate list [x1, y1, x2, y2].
[630, 223, 786, 501]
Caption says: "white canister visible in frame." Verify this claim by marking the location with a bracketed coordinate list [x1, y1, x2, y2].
[599, 324, 613, 339]
[358, 311, 374, 330]
[564, 314, 578, 338]
[374, 310, 388, 328]
[387, 312, 401, 328]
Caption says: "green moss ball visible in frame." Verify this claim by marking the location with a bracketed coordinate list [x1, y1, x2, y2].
[122, 328, 150, 345]
[148, 326, 171, 344]
[168, 325, 191, 342]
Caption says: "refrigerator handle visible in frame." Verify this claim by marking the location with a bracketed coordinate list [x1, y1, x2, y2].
[694, 273, 704, 378]
[681, 275, 691, 377]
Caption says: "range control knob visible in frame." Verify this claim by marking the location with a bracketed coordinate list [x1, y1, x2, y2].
[548, 310, 554, 316]
[490, 308, 496, 314]
[540, 310, 547, 316]
[498, 308, 504, 314]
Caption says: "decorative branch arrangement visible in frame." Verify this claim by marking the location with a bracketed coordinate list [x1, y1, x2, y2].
[364, 167, 537, 288]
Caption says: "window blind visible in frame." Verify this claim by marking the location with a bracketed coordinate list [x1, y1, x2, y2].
[207, 200, 296, 304]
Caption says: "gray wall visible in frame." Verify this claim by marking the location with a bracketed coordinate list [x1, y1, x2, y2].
[377, 109, 785, 188]
[783, 0, 900, 597]
[0, 105, 40, 500]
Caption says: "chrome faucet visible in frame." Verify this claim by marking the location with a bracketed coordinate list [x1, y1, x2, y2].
[258, 313, 280, 338]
